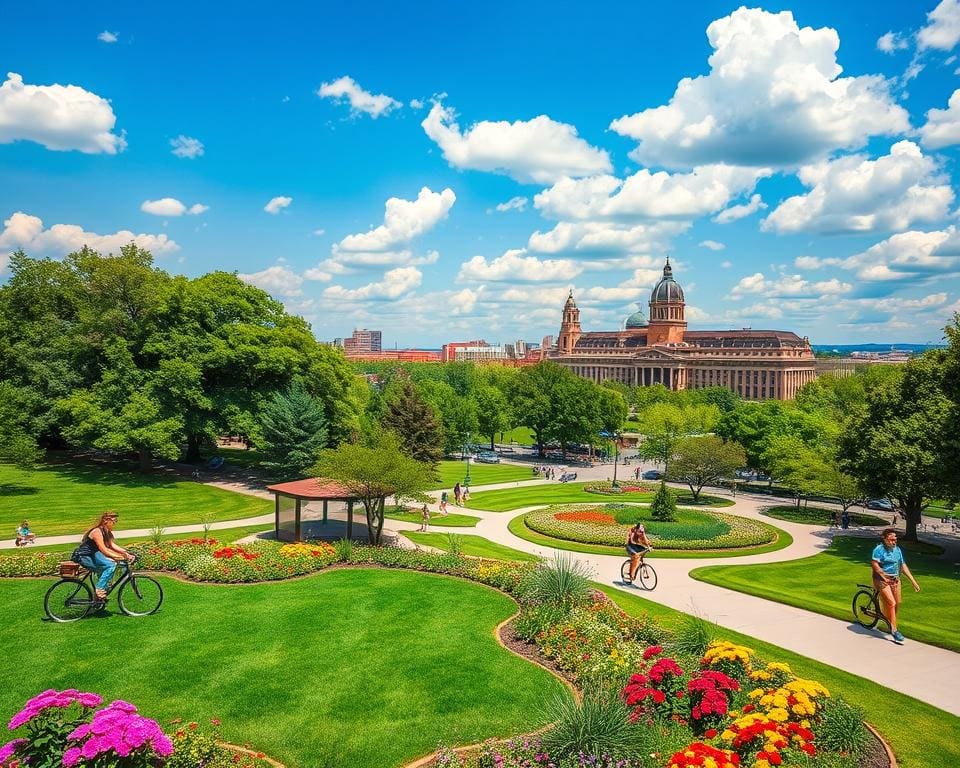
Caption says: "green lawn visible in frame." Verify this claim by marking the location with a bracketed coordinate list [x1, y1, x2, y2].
[464, 482, 732, 512]
[507, 512, 794, 559]
[761, 505, 888, 527]
[690, 536, 960, 652]
[497, 426, 535, 445]
[214, 447, 266, 468]
[385, 510, 480, 527]
[0, 569, 565, 768]
[0, 461, 271, 537]
[432, 460, 535, 490]
[401, 532, 540, 562]
[7, 524, 274, 555]
[594, 584, 960, 768]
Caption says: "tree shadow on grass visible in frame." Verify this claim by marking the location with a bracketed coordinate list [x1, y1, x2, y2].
[37, 460, 181, 490]
[0, 483, 41, 497]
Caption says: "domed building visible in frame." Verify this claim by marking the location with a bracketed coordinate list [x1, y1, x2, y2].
[550, 259, 816, 400]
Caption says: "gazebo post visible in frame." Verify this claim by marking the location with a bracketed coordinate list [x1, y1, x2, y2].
[322, 499, 328, 525]
[295, 499, 302, 542]
[346, 500, 354, 540]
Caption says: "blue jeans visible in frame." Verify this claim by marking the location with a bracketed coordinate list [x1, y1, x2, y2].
[79, 551, 118, 592]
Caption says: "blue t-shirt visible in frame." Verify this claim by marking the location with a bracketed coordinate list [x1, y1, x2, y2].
[872, 544, 904, 577]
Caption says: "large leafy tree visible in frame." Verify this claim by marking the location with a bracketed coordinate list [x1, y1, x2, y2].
[312, 432, 437, 544]
[258, 383, 328, 479]
[0, 383, 41, 466]
[506, 362, 565, 456]
[381, 380, 444, 464]
[635, 403, 690, 474]
[839, 355, 952, 541]
[473, 383, 511, 449]
[669, 435, 746, 502]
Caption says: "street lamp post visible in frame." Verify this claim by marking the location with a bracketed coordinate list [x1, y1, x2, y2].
[463, 431, 472, 490]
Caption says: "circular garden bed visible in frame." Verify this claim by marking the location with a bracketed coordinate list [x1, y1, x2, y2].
[524, 503, 780, 550]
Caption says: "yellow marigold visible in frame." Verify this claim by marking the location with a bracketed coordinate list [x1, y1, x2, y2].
[772, 694, 788, 709]
[748, 689, 764, 700]
[767, 708, 789, 723]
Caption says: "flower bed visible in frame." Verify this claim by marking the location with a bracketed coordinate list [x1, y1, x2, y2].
[584, 481, 656, 495]
[0, 690, 275, 768]
[523, 505, 778, 550]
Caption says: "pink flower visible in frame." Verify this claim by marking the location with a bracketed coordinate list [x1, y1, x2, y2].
[0, 738, 27, 762]
[62, 746, 83, 767]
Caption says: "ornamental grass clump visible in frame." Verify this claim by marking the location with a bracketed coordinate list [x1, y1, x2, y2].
[814, 697, 869, 760]
[522, 553, 591, 607]
[541, 689, 646, 762]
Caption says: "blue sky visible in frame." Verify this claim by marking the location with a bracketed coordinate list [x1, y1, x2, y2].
[3, 1, 960, 346]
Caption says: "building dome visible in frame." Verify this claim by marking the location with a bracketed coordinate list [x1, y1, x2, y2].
[625, 304, 648, 328]
[650, 259, 684, 303]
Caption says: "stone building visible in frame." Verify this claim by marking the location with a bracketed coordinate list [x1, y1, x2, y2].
[549, 260, 817, 400]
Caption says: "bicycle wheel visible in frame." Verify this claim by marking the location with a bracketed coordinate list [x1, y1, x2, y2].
[637, 562, 658, 591]
[852, 589, 879, 629]
[118, 575, 164, 616]
[621, 559, 633, 584]
[45, 579, 93, 622]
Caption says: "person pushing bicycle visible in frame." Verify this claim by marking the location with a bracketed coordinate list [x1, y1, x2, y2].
[72, 512, 135, 601]
[871, 527, 920, 644]
[626, 521, 653, 582]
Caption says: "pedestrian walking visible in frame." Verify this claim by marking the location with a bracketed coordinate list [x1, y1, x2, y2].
[830, 510, 839, 529]
[634, 466, 641, 481]
[419, 504, 430, 532]
[440, 490, 448, 515]
[454, 482, 462, 505]
[841, 510, 850, 529]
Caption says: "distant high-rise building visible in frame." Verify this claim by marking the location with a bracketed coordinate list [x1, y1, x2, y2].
[343, 328, 382, 354]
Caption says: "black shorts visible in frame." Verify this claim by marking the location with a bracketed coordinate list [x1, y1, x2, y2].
[626, 544, 648, 556]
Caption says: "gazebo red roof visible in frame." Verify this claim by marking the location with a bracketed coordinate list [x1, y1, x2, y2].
[266, 477, 359, 500]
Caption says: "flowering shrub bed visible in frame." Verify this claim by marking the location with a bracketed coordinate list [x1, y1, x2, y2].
[523, 505, 778, 550]
[0, 689, 274, 768]
[584, 482, 656, 496]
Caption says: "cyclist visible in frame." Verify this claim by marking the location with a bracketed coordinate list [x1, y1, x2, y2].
[626, 521, 653, 582]
[871, 527, 920, 644]
[73, 512, 135, 600]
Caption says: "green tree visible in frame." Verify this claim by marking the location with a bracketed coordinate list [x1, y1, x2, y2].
[312, 432, 437, 544]
[381, 380, 444, 465]
[839, 355, 952, 541]
[473, 383, 511, 448]
[650, 481, 677, 521]
[506, 362, 566, 456]
[635, 403, 688, 474]
[669, 435, 746, 502]
[0, 383, 41, 466]
[258, 383, 328, 478]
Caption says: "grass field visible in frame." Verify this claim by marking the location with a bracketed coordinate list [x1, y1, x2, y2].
[5, 524, 275, 555]
[0, 569, 565, 768]
[594, 584, 960, 768]
[690, 536, 960, 652]
[464, 482, 733, 512]
[385, 510, 480, 527]
[432, 460, 534, 490]
[401, 532, 540, 562]
[507, 512, 793, 558]
[0, 461, 271, 536]
[762, 505, 888, 527]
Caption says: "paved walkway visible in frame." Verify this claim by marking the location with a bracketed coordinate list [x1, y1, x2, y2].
[7, 459, 959, 714]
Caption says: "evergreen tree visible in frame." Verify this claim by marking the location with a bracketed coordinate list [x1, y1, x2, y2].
[259, 383, 328, 478]
[650, 481, 677, 522]
[381, 380, 444, 465]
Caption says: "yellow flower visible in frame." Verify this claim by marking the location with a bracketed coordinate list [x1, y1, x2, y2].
[767, 708, 789, 722]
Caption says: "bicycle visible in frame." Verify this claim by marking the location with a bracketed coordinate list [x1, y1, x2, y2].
[621, 556, 658, 590]
[44, 559, 164, 623]
[851, 583, 890, 631]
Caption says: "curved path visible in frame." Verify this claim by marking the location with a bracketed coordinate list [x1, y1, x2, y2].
[6, 463, 959, 714]
[389, 471, 960, 716]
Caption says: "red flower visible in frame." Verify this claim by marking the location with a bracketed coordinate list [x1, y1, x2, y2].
[643, 645, 663, 660]
[705, 729, 718, 739]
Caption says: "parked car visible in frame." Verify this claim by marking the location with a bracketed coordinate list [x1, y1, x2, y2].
[865, 498, 894, 511]
[642, 469, 664, 480]
[476, 451, 500, 464]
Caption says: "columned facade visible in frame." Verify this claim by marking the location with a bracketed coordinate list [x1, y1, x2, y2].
[548, 260, 817, 401]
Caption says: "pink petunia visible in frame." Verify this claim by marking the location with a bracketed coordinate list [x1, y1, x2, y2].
[62, 746, 83, 767]
[0, 738, 27, 762]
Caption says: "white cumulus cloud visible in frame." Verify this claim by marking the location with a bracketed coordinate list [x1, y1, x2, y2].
[0, 211, 178, 274]
[0, 72, 126, 154]
[876, 32, 909, 54]
[494, 196, 528, 213]
[323, 266, 422, 300]
[762, 141, 952, 235]
[608, 8, 909, 168]
[331, 187, 455, 269]
[421, 102, 611, 184]
[841, 227, 960, 281]
[920, 89, 960, 149]
[534, 165, 767, 221]
[699, 240, 726, 251]
[264, 196, 292, 215]
[237, 265, 304, 297]
[140, 198, 208, 217]
[713, 194, 767, 224]
[457, 249, 583, 283]
[317, 76, 401, 118]
[919, 0, 960, 51]
[97, 31, 118, 43]
[170, 135, 204, 158]
[729, 271, 852, 299]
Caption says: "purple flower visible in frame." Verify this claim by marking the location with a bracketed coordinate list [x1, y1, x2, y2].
[77, 693, 103, 709]
[67, 724, 91, 741]
[0, 737, 27, 762]
[62, 746, 83, 767]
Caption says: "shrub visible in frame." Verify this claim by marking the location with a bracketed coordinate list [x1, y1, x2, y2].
[521, 553, 591, 607]
[445, 533, 464, 557]
[815, 697, 869, 759]
[651, 481, 677, 521]
[669, 614, 716, 658]
[333, 537, 353, 562]
[512, 602, 572, 642]
[541, 688, 646, 760]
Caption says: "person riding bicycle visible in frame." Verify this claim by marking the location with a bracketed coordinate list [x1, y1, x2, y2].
[626, 521, 653, 582]
[871, 527, 920, 645]
[15, 520, 36, 547]
[73, 512, 135, 601]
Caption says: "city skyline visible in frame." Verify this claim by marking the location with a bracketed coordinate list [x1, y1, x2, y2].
[4, 1, 960, 345]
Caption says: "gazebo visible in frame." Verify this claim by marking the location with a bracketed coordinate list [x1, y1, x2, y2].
[266, 478, 363, 542]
